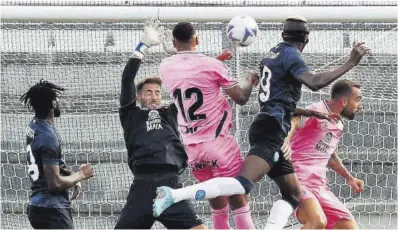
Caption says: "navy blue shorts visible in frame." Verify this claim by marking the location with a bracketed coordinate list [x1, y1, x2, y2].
[248, 114, 295, 179]
[27, 205, 74, 229]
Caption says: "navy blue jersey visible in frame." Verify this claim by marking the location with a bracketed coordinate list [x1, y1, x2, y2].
[257, 42, 310, 134]
[26, 118, 70, 208]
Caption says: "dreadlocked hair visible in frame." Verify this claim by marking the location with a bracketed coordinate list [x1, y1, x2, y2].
[20, 79, 65, 119]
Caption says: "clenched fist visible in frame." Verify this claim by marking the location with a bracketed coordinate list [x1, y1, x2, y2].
[348, 177, 365, 194]
[246, 71, 259, 86]
[79, 163, 94, 180]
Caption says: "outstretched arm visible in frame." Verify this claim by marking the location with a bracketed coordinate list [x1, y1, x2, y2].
[120, 57, 142, 107]
[294, 107, 342, 123]
[296, 42, 370, 91]
[120, 18, 164, 108]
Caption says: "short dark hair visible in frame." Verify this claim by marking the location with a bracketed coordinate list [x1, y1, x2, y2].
[136, 77, 162, 93]
[331, 79, 361, 99]
[20, 79, 65, 118]
[282, 16, 309, 43]
[172, 22, 196, 43]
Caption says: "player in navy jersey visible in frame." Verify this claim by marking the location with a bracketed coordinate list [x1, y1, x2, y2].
[20, 80, 93, 229]
[153, 16, 370, 229]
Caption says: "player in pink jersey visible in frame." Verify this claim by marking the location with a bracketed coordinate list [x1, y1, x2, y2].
[158, 22, 259, 229]
[283, 80, 365, 229]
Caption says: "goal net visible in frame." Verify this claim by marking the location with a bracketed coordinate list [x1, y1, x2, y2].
[1, 1, 397, 229]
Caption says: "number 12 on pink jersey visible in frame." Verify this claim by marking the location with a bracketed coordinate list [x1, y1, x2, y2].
[173, 87, 207, 122]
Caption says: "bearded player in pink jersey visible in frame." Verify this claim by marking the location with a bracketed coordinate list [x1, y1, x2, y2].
[284, 79, 365, 229]
[157, 22, 259, 229]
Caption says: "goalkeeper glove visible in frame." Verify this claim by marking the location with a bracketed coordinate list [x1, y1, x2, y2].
[161, 29, 176, 55]
[134, 18, 165, 59]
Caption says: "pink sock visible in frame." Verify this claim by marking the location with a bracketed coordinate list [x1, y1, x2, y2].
[232, 203, 255, 229]
[211, 205, 231, 230]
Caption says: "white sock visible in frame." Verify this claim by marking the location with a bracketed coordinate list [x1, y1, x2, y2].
[264, 199, 294, 230]
[171, 177, 245, 203]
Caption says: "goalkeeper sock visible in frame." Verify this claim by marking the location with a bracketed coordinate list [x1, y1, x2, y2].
[171, 177, 246, 203]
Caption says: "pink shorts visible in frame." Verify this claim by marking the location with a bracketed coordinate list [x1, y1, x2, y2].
[186, 134, 244, 182]
[296, 185, 354, 229]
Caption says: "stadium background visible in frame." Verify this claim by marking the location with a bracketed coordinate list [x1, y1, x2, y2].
[1, 0, 397, 229]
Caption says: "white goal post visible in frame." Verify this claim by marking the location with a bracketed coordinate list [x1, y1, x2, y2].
[1, 5, 397, 22]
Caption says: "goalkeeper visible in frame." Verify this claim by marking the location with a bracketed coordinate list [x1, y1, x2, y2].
[114, 18, 208, 229]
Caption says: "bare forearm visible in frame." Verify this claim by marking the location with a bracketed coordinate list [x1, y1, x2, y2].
[299, 62, 355, 91]
[314, 62, 354, 88]
[287, 116, 300, 141]
[294, 107, 327, 120]
[48, 172, 83, 192]
[229, 80, 253, 105]
[239, 79, 253, 104]
[294, 107, 315, 117]
[328, 156, 354, 181]
[286, 124, 297, 142]
[226, 71, 258, 105]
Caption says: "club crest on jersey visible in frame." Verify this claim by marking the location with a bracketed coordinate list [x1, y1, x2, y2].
[324, 132, 332, 143]
[320, 121, 328, 129]
[146, 110, 163, 131]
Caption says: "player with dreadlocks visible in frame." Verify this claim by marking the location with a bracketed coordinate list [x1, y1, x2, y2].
[154, 16, 370, 229]
[21, 80, 93, 229]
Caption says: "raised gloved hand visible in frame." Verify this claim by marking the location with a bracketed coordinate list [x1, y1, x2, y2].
[134, 18, 165, 58]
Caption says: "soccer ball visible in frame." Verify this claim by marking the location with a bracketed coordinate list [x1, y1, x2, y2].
[226, 16, 258, 47]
